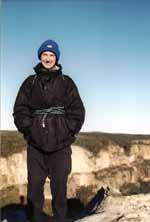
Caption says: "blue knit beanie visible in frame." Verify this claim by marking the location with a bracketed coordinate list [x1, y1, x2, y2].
[38, 39, 60, 61]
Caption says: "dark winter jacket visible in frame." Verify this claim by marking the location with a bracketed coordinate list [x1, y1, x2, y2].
[13, 63, 85, 152]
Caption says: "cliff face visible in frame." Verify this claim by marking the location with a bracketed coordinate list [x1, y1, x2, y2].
[0, 151, 27, 190]
[0, 136, 150, 206]
[68, 140, 150, 198]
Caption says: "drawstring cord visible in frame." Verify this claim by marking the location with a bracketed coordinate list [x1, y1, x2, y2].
[34, 106, 65, 128]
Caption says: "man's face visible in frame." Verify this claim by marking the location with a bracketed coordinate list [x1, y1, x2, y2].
[41, 51, 57, 69]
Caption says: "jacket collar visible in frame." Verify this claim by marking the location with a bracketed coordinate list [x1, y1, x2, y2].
[33, 63, 62, 80]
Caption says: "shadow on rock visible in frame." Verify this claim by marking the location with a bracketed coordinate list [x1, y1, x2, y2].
[0, 195, 49, 222]
[1, 187, 108, 222]
[67, 186, 109, 221]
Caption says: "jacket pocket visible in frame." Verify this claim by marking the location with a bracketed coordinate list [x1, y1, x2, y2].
[57, 116, 71, 144]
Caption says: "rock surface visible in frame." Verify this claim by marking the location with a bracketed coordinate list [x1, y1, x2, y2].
[74, 193, 150, 222]
[1, 192, 150, 222]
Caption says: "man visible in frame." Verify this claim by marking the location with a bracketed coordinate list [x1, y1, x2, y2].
[13, 39, 85, 222]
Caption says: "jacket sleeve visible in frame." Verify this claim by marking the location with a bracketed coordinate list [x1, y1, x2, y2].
[65, 76, 85, 135]
[13, 76, 33, 135]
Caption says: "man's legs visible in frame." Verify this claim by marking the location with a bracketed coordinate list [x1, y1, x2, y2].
[27, 145, 47, 222]
[49, 147, 72, 222]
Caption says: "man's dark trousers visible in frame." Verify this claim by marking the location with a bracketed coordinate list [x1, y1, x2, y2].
[26, 144, 72, 222]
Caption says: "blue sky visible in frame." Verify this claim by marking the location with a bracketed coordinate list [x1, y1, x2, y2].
[1, 0, 150, 134]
